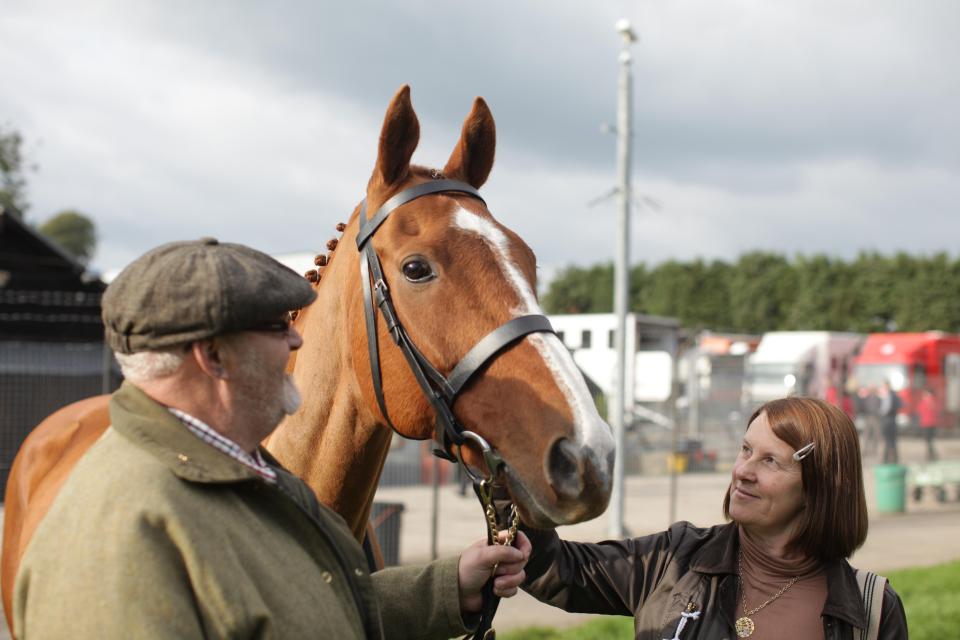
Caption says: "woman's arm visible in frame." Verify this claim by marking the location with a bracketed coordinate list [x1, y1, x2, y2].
[522, 522, 691, 617]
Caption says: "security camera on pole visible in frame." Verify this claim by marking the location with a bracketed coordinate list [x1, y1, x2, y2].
[608, 18, 636, 538]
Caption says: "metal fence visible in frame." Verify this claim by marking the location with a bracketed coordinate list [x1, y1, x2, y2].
[0, 337, 751, 569]
[0, 340, 120, 497]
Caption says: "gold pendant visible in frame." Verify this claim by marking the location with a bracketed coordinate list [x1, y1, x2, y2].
[735, 616, 755, 638]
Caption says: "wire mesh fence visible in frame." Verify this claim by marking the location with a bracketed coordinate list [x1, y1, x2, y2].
[0, 340, 120, 497]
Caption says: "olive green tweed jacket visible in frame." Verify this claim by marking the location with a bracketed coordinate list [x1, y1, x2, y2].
[14, 383, 469, 639]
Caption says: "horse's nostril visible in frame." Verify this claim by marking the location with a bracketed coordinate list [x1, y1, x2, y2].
[547, 438, 584, 501]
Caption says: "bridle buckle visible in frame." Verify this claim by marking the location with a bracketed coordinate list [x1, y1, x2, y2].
[373, 278, 390, 303]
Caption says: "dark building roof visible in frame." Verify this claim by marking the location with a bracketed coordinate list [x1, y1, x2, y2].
[0, 207, 105, 341]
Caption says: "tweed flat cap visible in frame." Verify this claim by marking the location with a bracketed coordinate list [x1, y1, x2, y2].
[103, 238, 317, 354]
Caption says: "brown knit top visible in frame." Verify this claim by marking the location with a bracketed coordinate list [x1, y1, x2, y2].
[736, 527, 829, 640]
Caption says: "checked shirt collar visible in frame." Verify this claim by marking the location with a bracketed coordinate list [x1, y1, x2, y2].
[168, 408, 277, 484]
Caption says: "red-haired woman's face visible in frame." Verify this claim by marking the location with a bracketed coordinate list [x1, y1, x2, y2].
[729, 412, 805, 541]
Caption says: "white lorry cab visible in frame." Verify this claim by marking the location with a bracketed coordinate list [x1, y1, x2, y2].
[743, 331, 864, 414]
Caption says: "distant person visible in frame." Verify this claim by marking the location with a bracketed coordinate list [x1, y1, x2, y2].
[825, 382, 855, 419]
[520, 397, 907, 639]
[842, 392, 855, 419]
[824, 381, 839, 407]
[917, 388, 938, 462]
[859, 385, 882, 457]
[844, 377, 859, 419]
[878, 380, 901, 465]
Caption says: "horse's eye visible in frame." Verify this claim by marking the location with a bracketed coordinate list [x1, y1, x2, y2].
[402, 259, 434, 283]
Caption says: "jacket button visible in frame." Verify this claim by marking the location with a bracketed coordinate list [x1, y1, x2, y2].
[354, 568, 364, 577]
[322, 571, 333, 584]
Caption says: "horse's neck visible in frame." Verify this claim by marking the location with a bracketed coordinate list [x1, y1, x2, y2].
[265, 270, 393, 540]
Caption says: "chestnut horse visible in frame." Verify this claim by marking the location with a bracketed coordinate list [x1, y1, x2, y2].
[1, 86, 616, 631]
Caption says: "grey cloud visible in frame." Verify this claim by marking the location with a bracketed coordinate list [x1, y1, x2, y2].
[131, 0, 960, 187]
[3, 0, 959, 275]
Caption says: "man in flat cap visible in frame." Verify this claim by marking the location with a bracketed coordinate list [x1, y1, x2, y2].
[14, 238, 529, 639]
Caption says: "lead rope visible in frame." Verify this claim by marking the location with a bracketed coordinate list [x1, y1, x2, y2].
[467, 479, 520, 640]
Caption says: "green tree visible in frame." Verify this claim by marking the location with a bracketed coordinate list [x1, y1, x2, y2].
[543, 263, 614, 313]
[542, 263, 655, 315]
[638, 259, 689, 318]
[698, 260, 735, 329]
[639, 258, 732, 329]
[785, 254, 859, 330]
[628, 263, 650, 313]
[39, 209, 98, 265]
[0, 125, 30, 216]
[727, 251, 798, 333]
[892, 253, 960, 332]
[542, 252, 960, 334]
[846, 252, 898, 333]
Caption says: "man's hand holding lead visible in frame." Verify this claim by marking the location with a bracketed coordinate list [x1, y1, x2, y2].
[457, 531, 532, 614]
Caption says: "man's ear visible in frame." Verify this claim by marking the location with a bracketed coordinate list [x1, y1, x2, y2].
[192, 339, 229, 380]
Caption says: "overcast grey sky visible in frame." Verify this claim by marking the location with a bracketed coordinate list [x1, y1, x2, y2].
[2, 0, 957, 279]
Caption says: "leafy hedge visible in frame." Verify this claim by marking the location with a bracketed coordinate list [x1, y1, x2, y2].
[542, 252, 960, 334]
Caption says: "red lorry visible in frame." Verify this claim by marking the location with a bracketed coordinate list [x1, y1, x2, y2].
[853, 332, 960, 431]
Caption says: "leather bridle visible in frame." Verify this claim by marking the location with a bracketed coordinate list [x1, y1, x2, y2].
[355, 178, 555, 482]
[356, 178, 554, 638]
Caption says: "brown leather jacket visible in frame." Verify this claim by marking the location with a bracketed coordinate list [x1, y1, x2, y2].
[522, 521, 907, 639]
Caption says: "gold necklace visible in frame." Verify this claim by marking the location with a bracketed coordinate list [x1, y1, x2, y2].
[735, 551, 800, 638]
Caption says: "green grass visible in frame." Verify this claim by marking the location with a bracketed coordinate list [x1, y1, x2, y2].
[499, 617, 632, 640]
[888, 559, 960, 639]
[500, 560, 960, 640]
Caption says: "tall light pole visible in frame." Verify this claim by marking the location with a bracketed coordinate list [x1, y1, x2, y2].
[608, 18, 636, 538]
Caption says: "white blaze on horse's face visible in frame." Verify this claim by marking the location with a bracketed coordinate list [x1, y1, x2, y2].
[452, 206, 615, 490]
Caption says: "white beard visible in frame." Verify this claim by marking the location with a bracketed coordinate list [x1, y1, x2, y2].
[280, 374, 302, 416]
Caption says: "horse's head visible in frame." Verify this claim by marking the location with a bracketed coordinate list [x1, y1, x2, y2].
[337, 86, 614, 527]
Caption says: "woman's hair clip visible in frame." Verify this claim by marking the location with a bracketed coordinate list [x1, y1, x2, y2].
[792, 442, 815, 461]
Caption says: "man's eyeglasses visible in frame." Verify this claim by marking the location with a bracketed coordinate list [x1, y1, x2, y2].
[249, 312, 293, 335]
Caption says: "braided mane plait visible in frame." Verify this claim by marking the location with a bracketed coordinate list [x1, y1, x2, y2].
[291, 221, 346, 321]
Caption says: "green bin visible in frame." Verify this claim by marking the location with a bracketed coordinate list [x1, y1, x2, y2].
[874, 464, 907, 513]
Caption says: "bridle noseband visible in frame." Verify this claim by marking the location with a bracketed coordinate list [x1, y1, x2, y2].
[355, 178, 555, 483]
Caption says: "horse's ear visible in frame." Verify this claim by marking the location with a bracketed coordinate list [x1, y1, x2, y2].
[443, 97, 495, 189]
[372, 85, 420, 188]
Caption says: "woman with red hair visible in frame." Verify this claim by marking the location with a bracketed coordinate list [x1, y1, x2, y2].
[521, 397, 907, 639]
